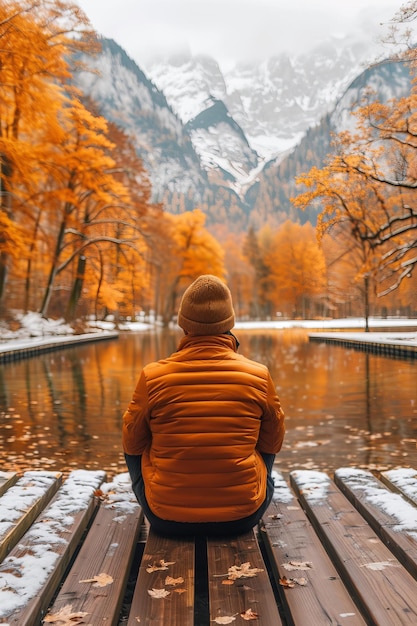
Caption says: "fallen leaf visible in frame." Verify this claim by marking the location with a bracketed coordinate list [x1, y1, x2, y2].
[213, 616, 237, 624]
[148, 588, 170, 598]
[227, 562, 264, 580]
[240, 608, 259, 620]
[292, 577, 307, 586]
[222, 579, 235, 585]
[174, 588, 187, 594]
[268, 514, 282, 520]
[282, 560, 313, 571]
[165, 575, 184, 586]
[146, 559, 175, 572]
[42, 604, 89, 624]
[279, 575, 308, 588]
[79, 572, 113, 587]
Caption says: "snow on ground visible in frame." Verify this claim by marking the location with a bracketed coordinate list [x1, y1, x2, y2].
[0, 471, 137, 619]
[309, 331, 417, 347]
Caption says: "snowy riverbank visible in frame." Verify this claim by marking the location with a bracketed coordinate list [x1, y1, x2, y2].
[0, 312, 416, 353]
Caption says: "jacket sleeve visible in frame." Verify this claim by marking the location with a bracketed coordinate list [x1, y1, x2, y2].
[256, 372, 285, 454]
[122, 370, 152, 455]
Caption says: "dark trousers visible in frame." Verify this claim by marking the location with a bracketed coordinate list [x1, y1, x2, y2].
[124, 452, 275, 537]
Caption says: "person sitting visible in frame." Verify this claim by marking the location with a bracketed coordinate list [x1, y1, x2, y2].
[123, 274, 285, 536]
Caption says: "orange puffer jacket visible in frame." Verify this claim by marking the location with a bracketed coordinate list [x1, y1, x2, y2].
[122, 333, 285, 523]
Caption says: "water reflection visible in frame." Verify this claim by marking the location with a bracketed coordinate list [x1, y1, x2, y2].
[0, 329, 416, 476]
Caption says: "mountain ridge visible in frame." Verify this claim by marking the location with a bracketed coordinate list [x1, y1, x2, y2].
[74, 34, 411, 232]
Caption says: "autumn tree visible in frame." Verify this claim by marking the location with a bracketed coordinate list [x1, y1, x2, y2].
[0, 0, 160, 323]
[264, 220, 327, 318]
[0, 0, 97, 309]
[217, 228, 253, 319]
[147, 209, 226, 326]
[321, 227, 379, 322]
[293, 3, 417, 314]
[63, 117, 157, 322]
[242, 225, 273, 317]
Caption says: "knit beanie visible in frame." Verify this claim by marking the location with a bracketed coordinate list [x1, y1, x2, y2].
[177, 275, 235, 335]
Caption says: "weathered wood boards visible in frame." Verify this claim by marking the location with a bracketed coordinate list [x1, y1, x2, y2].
[0, 470, 105, 625]
[44, 473, 143, 626]
[290, 469, 417, 625]
[0, 467, 416, 625]
[0, 471, 62, 563]
[128, 529, 195, 626]
[207, 530, 283, 625]
[261, 471, 367, 625]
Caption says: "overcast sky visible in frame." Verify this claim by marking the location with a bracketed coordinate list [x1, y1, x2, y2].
[76, 1, 407, 70]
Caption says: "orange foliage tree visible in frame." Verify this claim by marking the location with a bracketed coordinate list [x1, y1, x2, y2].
[0, 0, 97, 309]
[145, 209, 226, 326]
[264, 220, 327, 318]
[293, 80, 417, 311]
[0, 0, 162, 323]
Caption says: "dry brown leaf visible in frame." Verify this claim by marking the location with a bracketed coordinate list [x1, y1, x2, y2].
[227, 562, 264, 580]
[282, 560, 313, 571]
[79, 572, 113, 587]
[240, 608, 259, 621]
[279, 575, 308, 588]
[146, 559, 175, 573]
[42, 604, 89, 624]
[174, 588, 187, 594]
[213, 616, 237, 624]
[148, 588, 170, 598]
[165, 575, 184, 586]
[292, 577, 307, 586]
[222, 579, 235, 585]
[268, 514, 282, 520]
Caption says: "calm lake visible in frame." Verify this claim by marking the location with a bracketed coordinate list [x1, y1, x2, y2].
[0, 328, 416, 477]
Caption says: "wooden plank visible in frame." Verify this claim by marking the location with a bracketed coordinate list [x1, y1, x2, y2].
[380, 468, 417, 508]
[46, 473, 143, 626]
[0, 472, 17, 497]
[0, 470, 106, 626]
[128, 528, 195, 626]
[335, 468, 417, 580]
[291, 470, 417, 625]
[207, 529, 282, 626]
[0, 471, 61, 562]
[260, 471, 367, 625]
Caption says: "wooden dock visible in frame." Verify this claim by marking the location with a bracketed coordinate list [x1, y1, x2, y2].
[1, 467, 417, 625]
[309, 332, 417, 359]
[0, 331, 119, 363]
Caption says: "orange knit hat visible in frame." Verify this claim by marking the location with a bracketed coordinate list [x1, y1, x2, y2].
[177, 275, 235, 335]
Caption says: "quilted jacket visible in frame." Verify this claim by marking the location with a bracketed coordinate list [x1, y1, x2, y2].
[122, 333, 285, 522]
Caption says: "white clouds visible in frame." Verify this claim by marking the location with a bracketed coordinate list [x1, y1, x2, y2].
[76, 0, 405, 70]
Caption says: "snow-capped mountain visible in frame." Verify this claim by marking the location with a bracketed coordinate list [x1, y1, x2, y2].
[75, 39, 209, 202]
[249, 57, 413, 229]
[74, 34, 412, 232]
[144, 31, 388, 162]
[74, 38, 257, 228]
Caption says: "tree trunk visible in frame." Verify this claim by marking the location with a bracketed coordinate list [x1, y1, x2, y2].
[39, 217, 67, 317]
[0, 153, 13, 308]
[66, 255, 86, 321]
[364, 275, 370, 332]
